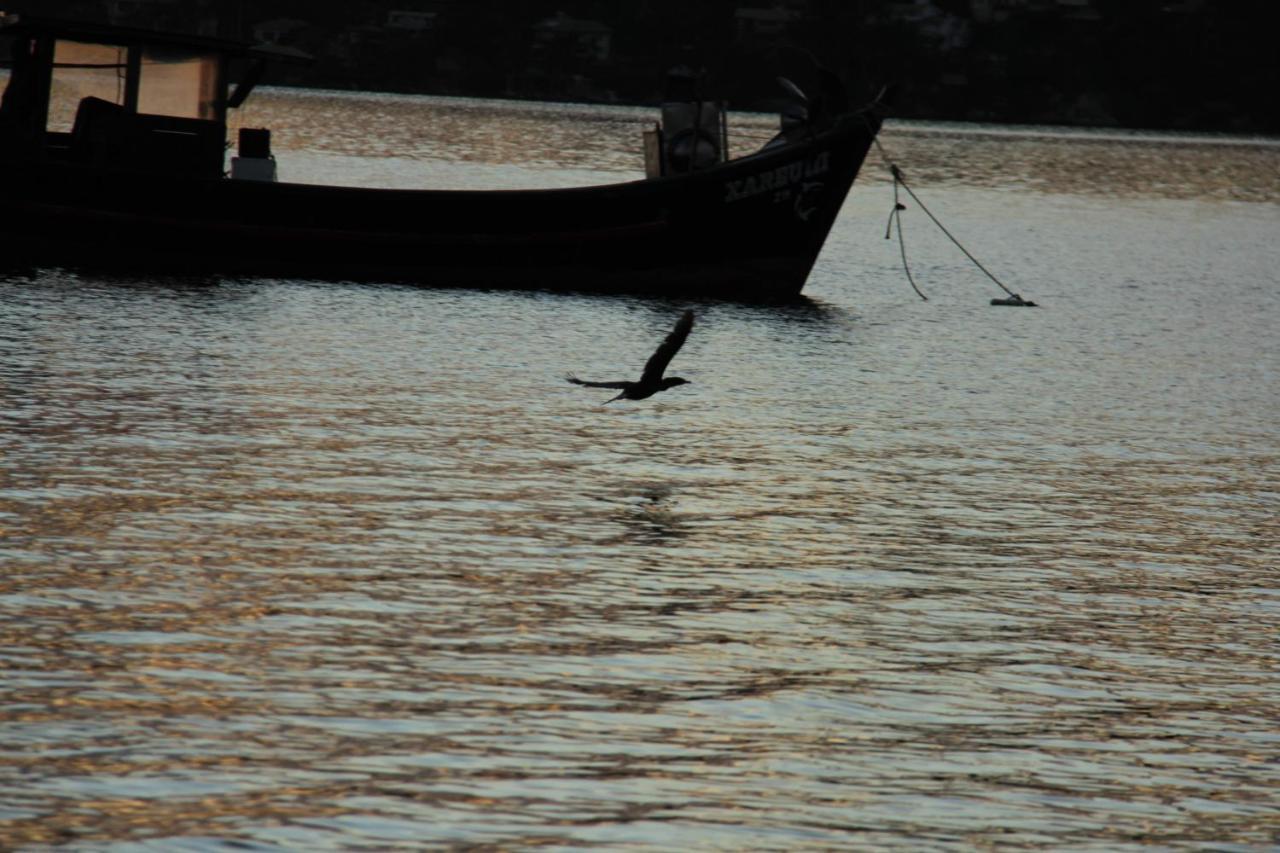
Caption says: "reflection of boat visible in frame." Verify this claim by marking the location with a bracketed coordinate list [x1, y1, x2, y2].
[0, 14, 883, 298]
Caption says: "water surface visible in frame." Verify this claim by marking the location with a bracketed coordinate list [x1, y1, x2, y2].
[2, 90, 1278, 849]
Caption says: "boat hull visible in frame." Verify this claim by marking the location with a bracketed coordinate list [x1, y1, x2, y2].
[1, 113, 881, 298]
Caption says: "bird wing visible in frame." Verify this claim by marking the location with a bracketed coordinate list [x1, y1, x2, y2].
[640, 309, 694, 383]
[566, 374, 631, 389]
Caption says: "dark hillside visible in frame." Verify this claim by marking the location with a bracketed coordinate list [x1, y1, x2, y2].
[5, 0, 1274, 133]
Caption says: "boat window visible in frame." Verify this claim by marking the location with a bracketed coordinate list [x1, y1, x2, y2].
[47, 40, 127, 132]
[137, 47, 219, 120]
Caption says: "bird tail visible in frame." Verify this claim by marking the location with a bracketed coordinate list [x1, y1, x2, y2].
[605, 391, 626, 403]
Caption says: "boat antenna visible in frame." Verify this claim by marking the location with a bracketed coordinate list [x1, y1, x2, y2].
[874, 136, 1036, 307]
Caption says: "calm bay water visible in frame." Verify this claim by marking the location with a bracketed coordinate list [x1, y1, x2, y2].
[2, 89, 1278, 849]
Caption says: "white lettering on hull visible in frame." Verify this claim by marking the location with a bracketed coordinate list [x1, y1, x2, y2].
[723, 150, 831, 204]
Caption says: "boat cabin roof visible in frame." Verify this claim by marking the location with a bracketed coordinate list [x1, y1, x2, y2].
[0, 13, 310, 63]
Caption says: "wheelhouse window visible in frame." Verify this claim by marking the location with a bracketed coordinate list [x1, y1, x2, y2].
[47, 39, 126, 131]
[137, 47, 219, 120]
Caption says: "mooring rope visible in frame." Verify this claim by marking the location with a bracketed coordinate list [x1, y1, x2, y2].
[884, 173, 928, 301]
[872, 135, 1033, 305]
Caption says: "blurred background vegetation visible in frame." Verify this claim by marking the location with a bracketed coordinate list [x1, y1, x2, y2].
[5, 0, 1274, 133]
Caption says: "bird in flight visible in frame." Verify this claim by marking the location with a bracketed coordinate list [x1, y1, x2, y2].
[566, 309, 694, 403]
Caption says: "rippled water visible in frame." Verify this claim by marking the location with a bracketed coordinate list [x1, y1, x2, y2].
[2, 90, 1278, 849]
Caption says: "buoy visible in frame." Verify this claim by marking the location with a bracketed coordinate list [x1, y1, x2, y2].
[991, 293, 1036, 307]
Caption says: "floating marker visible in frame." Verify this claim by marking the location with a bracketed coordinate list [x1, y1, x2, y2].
[991, 294, 1037, 307]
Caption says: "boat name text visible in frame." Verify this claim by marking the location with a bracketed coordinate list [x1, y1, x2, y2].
[724, 151, 831, 203]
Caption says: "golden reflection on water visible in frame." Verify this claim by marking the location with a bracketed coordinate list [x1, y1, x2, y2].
[4, 384, 1277, 846]
[238, 90, 658, 173]
[2, 93, 1279, 847]
[874, 127, 1280, 203]
[239, 88, 1280, 203]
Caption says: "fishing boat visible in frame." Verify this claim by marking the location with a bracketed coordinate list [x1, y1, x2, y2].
[0, 13, 884, 298]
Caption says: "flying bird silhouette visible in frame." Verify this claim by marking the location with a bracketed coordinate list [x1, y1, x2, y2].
[566, 309, 694, 403]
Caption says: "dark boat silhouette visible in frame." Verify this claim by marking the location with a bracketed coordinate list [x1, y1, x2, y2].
[0, 14, 884, 298]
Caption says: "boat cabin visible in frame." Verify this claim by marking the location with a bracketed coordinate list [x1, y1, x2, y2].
[0, 13, 303, 178]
